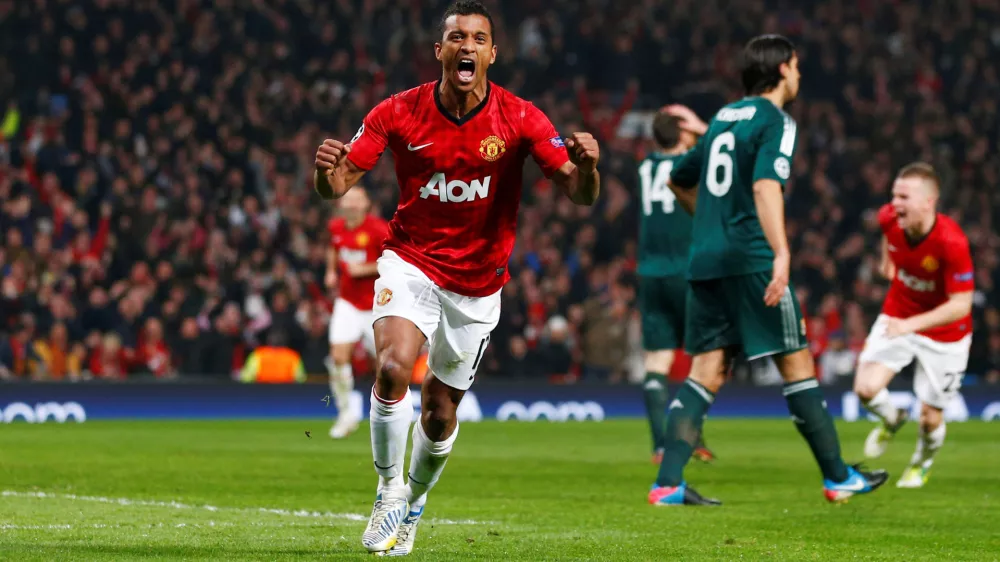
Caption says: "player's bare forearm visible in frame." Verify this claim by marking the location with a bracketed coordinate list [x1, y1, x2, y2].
[324, 248, 338, 289]
[753, 179, 790, 258]
[314, 140, 366, 200]
[560, 133, 601, 206]
[668, 181, 697, 215]
[905, 292, 973, 334]
[570, 167, 600, 206]
[314, 167, 365, 200]
[347, 262, 379, 278]
[879, 236, 895, 280]
[553, 163, 600, 206]
[314, 169, 336, 199]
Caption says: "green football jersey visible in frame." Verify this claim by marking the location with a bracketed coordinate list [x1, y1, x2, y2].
[670, 97, 798, 281]
[636, 152, 692, 277]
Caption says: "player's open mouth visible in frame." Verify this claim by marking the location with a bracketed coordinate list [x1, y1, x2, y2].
[457, 58, 476, 83]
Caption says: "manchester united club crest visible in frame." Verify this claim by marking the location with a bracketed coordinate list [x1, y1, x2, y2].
[921, 255, 939, 272]
[376, 288, 393, 306]
[479, 135, 506, 162]
[356, 232, 370, 247]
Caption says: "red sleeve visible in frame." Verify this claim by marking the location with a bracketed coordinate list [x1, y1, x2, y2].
[942, 229, 974, 294]
[522, 103, 570, 178]
[346, 97, 393, 171]
[877, 204, 895, 232]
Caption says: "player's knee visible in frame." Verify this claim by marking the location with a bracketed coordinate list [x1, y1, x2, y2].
[374, 347, 414, 397]
[688, 361, 726, 393]
[420, 401, 457, 441]
[920, 403, 943, 432]
[853, 376, 881, 402]
[644, 350, 674, 374]
[774, 349, 816, 383]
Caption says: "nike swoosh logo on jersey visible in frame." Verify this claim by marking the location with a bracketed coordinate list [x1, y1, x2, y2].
[407, 142, 433, 151]
[887, 244, 898, 251]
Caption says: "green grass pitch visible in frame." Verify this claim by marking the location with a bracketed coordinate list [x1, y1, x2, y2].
[1, 419, 998, 561]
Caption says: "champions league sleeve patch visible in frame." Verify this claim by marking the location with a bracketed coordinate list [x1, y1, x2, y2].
[774, 156, 791, 180]
[350, 123, 365, 144]
[549, 136, 565, 148]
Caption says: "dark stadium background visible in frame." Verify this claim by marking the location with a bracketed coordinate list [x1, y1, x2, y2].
[2, 0, 999, 388]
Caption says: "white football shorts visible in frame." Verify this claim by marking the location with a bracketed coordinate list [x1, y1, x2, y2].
[372, 250, 500, 391]
[859, 314, 971, 409]
[328, 297, 376, 356]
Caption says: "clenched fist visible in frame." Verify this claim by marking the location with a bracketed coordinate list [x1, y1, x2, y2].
[314, 139, 356, 199]
[315, 139, 352, 175]
[565, 132, 600, 173]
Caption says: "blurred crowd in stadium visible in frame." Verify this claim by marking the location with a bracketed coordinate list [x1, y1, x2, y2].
[2, 0, 1000, 385]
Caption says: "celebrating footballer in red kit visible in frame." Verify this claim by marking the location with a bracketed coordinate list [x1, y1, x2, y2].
[853, 162, 974, 490]
[313, 0, 600, 556]
[325, 187, 389, 440]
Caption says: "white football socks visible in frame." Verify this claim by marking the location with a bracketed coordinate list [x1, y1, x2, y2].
[370, 388, 413, 492]
[329, 363, 354, 417]
[406, 421, 458, 510]
[910, 422, 946, 469]
[862, 388, 899, 426]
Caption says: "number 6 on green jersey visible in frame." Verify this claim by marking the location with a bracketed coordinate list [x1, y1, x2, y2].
[668, 96, 804, 359]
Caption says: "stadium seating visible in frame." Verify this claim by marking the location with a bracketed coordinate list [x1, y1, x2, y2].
[1, 0, 998, 385]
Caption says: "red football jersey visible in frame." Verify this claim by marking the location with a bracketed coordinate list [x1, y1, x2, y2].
[878, 204, 974, 342]
[329, 214, 390, 311]
[347, 81, 570, 297]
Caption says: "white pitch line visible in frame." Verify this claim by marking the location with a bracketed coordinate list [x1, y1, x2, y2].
[1, 490, 492, 526]
[0, 521, 317, 531]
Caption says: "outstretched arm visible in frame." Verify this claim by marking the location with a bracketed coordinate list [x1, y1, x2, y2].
[314, 141, 367, 200]
[551, 133, 601, 206]
[887, 292, 973, 337]
[887, 236, 975, 337]
[316, 98, 393, 199]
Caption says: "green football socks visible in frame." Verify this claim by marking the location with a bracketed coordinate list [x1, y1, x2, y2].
[656, 378, 714, 487]
[783, 378, 849, 483]
[642, 372, 669, 452]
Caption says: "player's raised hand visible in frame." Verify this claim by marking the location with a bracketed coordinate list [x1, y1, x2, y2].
[764, 253, 791, 307]
[315, 139, 351, 178]
[565, 132, 600, 173]
[663, 104, 709, 136]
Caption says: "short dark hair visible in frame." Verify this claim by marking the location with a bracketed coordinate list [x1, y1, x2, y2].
[440, 1, 495, 39]
[740, 35, 796, 95]
[652, 113, 682, 150]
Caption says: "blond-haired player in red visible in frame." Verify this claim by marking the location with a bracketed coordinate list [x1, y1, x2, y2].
[326, 187, 389, 439]
[854, 162, 974, 489]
